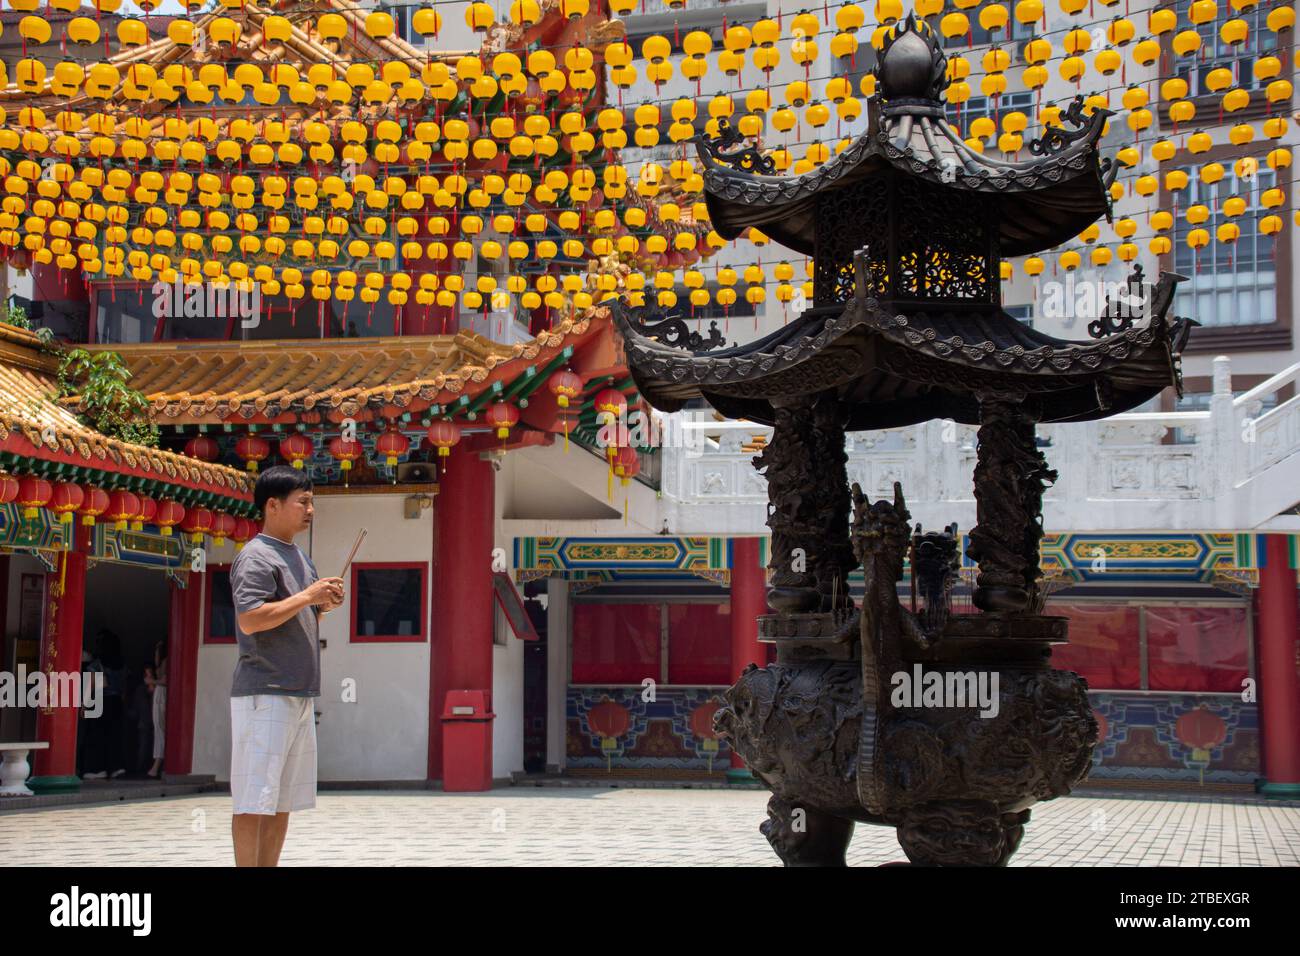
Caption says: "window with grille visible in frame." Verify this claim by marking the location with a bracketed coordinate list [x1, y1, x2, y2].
[945, 91, 1035, 134]
[942, 16, 1035, 48]
[1171, 165, 1279, 327]
[1175, 7, 1280, 97]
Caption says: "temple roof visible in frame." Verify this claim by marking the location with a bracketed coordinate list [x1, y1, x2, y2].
[697, 16, 1117, 258]
[614, 274, 1192, 429]
[0, 324, 253, 510]
[83, 311, 615, 427]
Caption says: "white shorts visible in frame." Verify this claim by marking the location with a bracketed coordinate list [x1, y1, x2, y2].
[230, 695, 317, 815]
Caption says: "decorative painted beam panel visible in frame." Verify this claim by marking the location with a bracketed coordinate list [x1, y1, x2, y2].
[515, 532, 1295, 586]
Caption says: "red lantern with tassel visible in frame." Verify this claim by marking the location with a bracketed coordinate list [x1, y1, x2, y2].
[16, 476, 52, 520]
[134, 495, 158, 531]
[547, 369, 583, 408]
[549, 369, 583, 452]
[50, 482, 84, 525]
[280, 433, 314, 469]
[614, 445, 640, 522]
[210, 512, 236, 546]
[180, 506, 212, 544]
[593, 386, 628, 458]
[328, 436, 363, 483]
[0, 474, 18, 504]
[375, 429, 410, 467]
[485, 401, 520, 440]
[235, 434, 271, 472]
[105, 490, 141, 531]
[154, 499, 185, 536]
[184, 436, 220, 462]
[426, 419, 461, 458]
[231, 517, 255, 550]
[77, 486, 110, 527]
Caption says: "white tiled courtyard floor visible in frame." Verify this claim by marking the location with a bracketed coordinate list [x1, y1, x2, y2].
[2, 789, 1298, 866]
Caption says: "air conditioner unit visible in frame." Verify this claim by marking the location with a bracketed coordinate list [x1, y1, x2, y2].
[396, 462, 438, 484]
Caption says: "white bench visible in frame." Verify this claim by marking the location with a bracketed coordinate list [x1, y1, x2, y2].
[0, 742, 50, 796]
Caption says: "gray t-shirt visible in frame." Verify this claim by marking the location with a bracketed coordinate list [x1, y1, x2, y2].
[229, 533, 321, 698]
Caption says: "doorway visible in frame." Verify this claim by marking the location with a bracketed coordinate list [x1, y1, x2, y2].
[521, 580, 549, 774]
[81, 562, 169, 777]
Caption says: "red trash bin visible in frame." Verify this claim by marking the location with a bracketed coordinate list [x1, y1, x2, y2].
[441, 690, 495, 792]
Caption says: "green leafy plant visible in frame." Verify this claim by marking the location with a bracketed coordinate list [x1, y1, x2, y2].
[5, 303, 31, 330]
[56, 348, 159, 447]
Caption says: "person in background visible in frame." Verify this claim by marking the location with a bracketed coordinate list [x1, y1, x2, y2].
[78, 648, 106, 780]
[147, 641, 167, 779]
[130, 665, 155, 775]
[97, 630, 128, 779]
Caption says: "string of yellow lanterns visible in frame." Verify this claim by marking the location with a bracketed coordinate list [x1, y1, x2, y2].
[3, 3, 1291, 111]
[3, 0, 1297, 309]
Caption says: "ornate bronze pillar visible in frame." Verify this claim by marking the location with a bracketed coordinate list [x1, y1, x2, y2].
[967, 394, 1057, 613]
[756, 392, 855, 613]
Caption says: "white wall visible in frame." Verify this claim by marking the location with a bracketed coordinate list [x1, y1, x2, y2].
[492, 459, 525, 781]
[193, 493, 434, 782]
[0, 553, 47, 742]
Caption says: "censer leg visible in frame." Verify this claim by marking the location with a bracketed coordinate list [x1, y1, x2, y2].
[895, 800, 1030, 867]
[760, 794, 855, 867]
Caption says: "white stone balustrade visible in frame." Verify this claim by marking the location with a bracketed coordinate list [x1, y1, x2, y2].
[655, 357, 1300, 535]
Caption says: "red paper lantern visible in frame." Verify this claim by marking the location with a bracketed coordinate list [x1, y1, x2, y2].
[426, 420, 461, 457]
[280, 433, 314, 469]
[184, 436, 220, 462]
[105, 490, 141, 531]
[235, 435, 271, 472]
[592, 387, 628, 424]
[0, 474, 18, 504]
[16, 476, 52, 520]
[547, 369, 583, 409]
[690, 700, 721, 741]
[211, 512, 237, 546]
[614, 445, 640, 485]
[485, 401, 520, 440]
[77, 486, 110, 527]
[49, 482, 85, 525]
[586, 697, 630, 741]
[154, 499, 185, 536]
[328, 436, 364, 471]
[180, 505, 213, 544]
[134, 495, 158, 531]
[592, 387, 629, 460]
[1175, 707, 1227, 755]
[375, 429, 410, 467]
[232, 517, 255, 549]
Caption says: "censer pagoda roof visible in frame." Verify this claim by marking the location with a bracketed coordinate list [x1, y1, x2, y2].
[698, 16, 1118, 259]
[614, 283, 1192, 429]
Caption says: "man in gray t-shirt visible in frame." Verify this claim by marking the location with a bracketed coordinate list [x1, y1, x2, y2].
[231, 535, 322, 696]
[228, 466, 343, 868]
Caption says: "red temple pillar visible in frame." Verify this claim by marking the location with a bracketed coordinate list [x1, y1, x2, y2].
[164, 572, 203, 777]
[30, 531, 88, 792]
[429, 444, 496, 790]
[1256, 534, 1300, 798]
[728, 537, 767, 780]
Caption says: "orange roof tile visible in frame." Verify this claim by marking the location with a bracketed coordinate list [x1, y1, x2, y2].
[0, 324, 254, 502]
[85, 310, 605, 426]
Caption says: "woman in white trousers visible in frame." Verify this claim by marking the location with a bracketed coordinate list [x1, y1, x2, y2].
[148, 642, 167, 779]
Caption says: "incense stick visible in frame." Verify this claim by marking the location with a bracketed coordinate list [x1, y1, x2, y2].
[338, 528, 368, 579]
